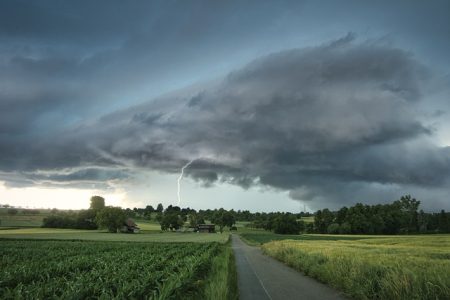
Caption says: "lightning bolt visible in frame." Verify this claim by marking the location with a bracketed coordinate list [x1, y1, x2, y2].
[177, 160, 194, 206]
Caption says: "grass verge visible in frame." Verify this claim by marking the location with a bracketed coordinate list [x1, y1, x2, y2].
[202, 238, 239, 300]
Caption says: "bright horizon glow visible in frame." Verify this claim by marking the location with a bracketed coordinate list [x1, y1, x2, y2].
[0, 176, 311, 213]
[0, 181, 128, 210]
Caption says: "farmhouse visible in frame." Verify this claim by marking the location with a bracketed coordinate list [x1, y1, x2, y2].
[122, 218, 140, 233]
[196, 224, 216, 233]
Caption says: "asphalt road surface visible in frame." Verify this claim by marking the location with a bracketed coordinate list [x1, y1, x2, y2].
[232, 235, 347, 300]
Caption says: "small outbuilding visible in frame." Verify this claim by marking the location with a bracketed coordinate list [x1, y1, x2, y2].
[196, 224, 216, 233]
[122, 218, 140, 233]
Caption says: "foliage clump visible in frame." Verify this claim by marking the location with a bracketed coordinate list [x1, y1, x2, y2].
[273, 213, 302, 234]
[42, 196, 107, 230]
[314, 195, 450, 234]
[89, 196, 105, 211]
[95, 206, 126, 233]
[42, 209, 98, 229]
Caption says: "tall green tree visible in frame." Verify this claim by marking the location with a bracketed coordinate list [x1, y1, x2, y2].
[314, 209, 334, 233]
[213, 209, 236, 233]
[438, 210, 449, 233]
[336, 207, 348, 225]
[188, 212, 204, 227]
[144, 205, 154, 219]
[90, 196, 105, 210]
[95, 206, 126, 233]
[159, 212, 184, 231]
[396, 195, 420, 233]
[273, 213, 301, 234]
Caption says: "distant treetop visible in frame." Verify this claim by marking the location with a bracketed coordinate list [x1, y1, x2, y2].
[90, 196, 105, 210]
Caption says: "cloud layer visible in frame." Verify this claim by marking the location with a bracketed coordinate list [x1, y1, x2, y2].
[3, 36, 448, 209]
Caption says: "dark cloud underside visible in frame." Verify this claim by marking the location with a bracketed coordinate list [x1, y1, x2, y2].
[1, 1, 449, 210]
[2, 37, 448, 209]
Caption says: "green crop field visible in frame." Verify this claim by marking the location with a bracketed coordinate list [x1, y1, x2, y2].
[262, 235, 450, 300]
[0, 239, 237, 299]
[135, 220, 164, 231]
[0, 228, 230, 243]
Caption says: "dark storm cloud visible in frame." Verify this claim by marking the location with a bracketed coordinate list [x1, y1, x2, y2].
[31, 168, 130, 183]
[1, 1, 450, 209]
[4, 37, 446, 208]
[0, 0, 304, 154]
[0, 167, 129, 191]
[106, 38, 448, 195]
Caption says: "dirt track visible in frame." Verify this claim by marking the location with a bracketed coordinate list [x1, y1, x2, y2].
[232, 235, 347, 300]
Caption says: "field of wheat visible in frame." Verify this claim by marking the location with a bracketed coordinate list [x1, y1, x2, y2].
[262, 235, 450, 300]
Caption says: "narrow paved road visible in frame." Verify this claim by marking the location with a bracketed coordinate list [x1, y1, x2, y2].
[232, 235, 346, 300]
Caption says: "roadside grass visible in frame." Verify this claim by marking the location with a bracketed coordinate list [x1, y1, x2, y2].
[262, 235, 450, 300]
[203, 238, 239, 300]
[0, 227, 230, 243]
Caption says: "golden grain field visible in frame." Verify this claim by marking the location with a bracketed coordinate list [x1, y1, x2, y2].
[262, 235, 450, 300]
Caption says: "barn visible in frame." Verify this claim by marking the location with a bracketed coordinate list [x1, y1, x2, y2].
[122, 218, 140, 233]
[196, 224, 216, 233]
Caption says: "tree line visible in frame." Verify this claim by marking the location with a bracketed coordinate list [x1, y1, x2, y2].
[42, 196, 127, 232]
[42, 194, 450, 235]
[2, 208, 41, 215]
[314, 195, 450, 234]
[155, 206, 237, 232]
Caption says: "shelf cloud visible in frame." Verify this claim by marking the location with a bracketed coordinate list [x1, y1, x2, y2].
[1, 1, 449, 210]
[2, 36, 449, 209]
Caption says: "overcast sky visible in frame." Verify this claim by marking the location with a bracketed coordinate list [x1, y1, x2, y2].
[1, 0, 449, 212]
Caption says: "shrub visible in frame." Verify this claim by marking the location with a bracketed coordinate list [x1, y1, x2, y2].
[42, 210, 97, 230]
[339, 222, 352, 234]
[7, 208, 18, 215]
[273, 213, 301, 234]
[22, 209, 40, 215]
[327, 223, 340, 234]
